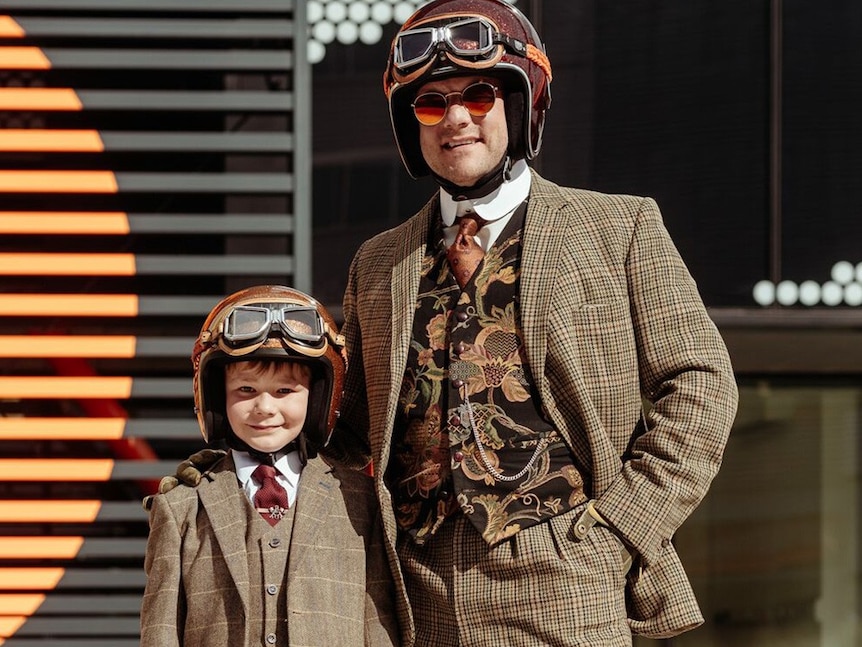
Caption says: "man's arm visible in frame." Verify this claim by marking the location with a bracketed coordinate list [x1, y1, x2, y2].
[593, 197, 738, 566]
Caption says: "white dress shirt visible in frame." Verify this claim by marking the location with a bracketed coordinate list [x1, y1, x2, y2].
[439, 158, 531, 252]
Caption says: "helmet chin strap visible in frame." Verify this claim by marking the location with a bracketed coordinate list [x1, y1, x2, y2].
[226, 430, 308, 466]
[432, 154, 515, 201]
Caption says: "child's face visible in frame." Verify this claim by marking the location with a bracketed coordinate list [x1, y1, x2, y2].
[225, 361, 311, 454]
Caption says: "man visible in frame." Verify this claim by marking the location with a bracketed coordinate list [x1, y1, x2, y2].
[336, 1, 737, 645]
[160, 1, 738, 645]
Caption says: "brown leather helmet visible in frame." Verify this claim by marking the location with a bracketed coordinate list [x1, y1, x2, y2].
[192, 285, 346, 457]
[383, 0, 552, 178]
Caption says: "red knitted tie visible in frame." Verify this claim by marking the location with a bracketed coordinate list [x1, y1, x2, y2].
[447, 212, 486, 288]
[252, 463, 289, 526]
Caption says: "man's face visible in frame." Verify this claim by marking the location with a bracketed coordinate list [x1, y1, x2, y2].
[417, 75, 509, 187]
[225, 361, 310, 454]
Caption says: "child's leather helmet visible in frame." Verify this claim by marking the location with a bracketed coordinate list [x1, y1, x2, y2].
[192, 285, 346, 456]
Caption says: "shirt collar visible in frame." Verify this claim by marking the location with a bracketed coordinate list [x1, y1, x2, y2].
[232, 448, 302, 490]
[439, 158, 531, 226]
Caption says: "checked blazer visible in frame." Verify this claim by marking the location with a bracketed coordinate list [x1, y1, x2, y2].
[336, 170, 738, 641]
[141, 453, 403, 647]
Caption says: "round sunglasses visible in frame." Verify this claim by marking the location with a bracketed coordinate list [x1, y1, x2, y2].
[411, 81, 500, 126]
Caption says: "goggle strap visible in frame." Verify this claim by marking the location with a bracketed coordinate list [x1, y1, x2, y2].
[525, 43, 552, 82]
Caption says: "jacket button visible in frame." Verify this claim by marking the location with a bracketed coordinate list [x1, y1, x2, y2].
[269, 537, 281, 548]
[450, 415, 461, 426]
[455, 342, 468, 355]
[454, 451, 464, 462]
[266, 633, 277, 644]
[452, 379, 464, 388]
[266, 584, 277, 595]
[456, 311, 469, 322]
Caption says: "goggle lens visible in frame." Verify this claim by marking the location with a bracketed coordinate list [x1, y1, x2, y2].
[222, 304, 324, 348]
[394, 18, 496, 70]
[412, 82, 498, 126]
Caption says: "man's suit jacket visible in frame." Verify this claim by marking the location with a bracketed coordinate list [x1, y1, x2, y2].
[338, 170, 738, 640]
[141, 454, 402, 647]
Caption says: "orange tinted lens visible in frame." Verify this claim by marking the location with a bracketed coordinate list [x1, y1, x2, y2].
[413, 92, 447, 125]
[462, 83, 497, 116]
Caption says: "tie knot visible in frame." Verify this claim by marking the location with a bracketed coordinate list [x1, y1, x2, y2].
[456, 212, 484, 236]
[253, 463, 278, 483]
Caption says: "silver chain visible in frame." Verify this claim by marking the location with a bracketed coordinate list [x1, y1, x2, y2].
[463, 392, 547, 482]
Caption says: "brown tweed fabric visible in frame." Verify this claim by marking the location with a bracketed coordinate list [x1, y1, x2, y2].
[335, 170, 738, 644]
[399, 507, 632, 646]
[141, 454, 403, 647]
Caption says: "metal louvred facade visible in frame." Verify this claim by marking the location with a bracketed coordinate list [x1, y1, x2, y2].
[0, 1, 309, 644]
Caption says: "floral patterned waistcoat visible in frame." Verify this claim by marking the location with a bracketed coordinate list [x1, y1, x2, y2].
[386, 202, 588, 546]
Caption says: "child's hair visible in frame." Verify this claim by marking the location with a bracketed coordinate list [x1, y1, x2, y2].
[224, 358, 312, 383]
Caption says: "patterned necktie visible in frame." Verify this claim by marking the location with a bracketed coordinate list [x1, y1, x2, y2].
[447, 212, 486, 288]
[252, 463, 289, 526]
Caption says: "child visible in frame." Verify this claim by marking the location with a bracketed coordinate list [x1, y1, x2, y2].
[141, 285, 401, 647]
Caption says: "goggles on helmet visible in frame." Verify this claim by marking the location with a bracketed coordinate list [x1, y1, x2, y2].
[393, 16, 532, 72]
[386, 15, 551, 100]
[216, 303, 331, 357]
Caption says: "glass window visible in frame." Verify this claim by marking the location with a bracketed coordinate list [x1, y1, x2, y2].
[660, 380, 862, 646]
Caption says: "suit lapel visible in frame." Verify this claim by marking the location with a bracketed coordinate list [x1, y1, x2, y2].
[378, 198, 437, 467]
[520, 172, 568, 389]
[287, 458, 337, 582]
[197, 456, 251, 616]
[520, 172, 595, 472]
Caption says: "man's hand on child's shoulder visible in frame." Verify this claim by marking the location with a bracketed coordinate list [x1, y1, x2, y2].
[142, 448, 227, 510]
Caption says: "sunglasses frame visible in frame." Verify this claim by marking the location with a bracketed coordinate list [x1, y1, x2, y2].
[411, 81, 500, 126]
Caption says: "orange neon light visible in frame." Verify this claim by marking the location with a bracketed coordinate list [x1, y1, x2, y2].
[0, 460, 115, 481]
[0, 212, 129, 234]
[0, 171, 118, 193]
[0, 47, 51, 69]
[0, 336, 137, 358]
[0, 568, 65, 589]
[0, 88, 82, 110]
[0, 253, 136, 275]
[0, 537, 84, 560]
[0, 617, 26, 640]
[0, 594, 45, 616]
[0, 377, 133, 399]
[0, 16, 24, 38]
[0, 129, 104, 152]
[0, 417, 126, 440]
[0, 500, 102, 523]
[0, 294, 139, 316]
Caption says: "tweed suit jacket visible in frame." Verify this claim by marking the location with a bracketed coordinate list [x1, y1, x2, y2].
[141, 453, 401, 647]
[337, 170, 738, 640]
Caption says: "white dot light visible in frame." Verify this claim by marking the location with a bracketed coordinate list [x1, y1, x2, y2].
[822, 281, 843, 306]
[394, 2, 416, 24]
[348, 2, 370, 22]
[308, 0, 325, 23]
[798, 280, 821, 306]
[337, 21, 359, 44]
[845, 282, 862, 306]
[312, 20, 336, 44]
[359, 20, 383, 44]
[831, 260, 855, 285]
[753, 280, 775, 306]
[371, 2, 393, 23]
[307, 39, 326, 64]
[775, 280, 799, 306]
[326, 1, 348, 23]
